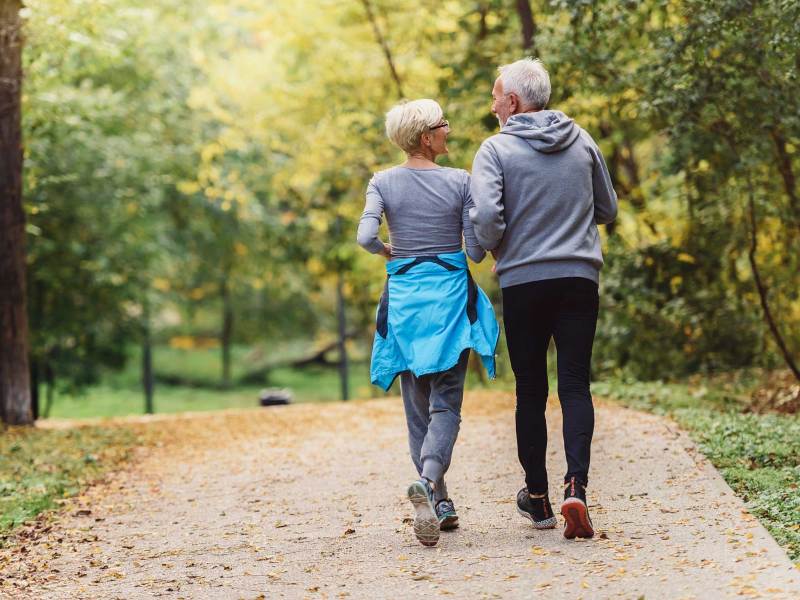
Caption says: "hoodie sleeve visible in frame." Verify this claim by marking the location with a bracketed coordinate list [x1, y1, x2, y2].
[469, 140, 506, 251]
[461, 172, 486, 263]
[587, 138, 618, 225]
[356, 175, 387, 254]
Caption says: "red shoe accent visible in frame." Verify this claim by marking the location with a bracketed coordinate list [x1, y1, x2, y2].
[561, 498, 594, 539]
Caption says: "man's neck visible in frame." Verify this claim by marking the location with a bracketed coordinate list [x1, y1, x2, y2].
[513, 107, 542, 116]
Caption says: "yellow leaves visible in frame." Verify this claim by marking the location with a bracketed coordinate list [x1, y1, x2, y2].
[677, 253, 695, 264]
[204, 186, 222, 200]
[307, 257, 324, 276]
[233, 242, 248, 257]
[670, 275, 683, 293]
[177, 181, 200, 195]
[152, 277, 171, 292]
[168, 336, 219, 350]
[201, 143, 224, 164]
[309, 211, 330, 233]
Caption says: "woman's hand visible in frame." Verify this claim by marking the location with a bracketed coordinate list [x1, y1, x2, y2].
[379, 243, 393, 260]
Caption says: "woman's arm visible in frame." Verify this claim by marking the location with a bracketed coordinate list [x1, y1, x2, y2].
[462, 174, 487, 263]
[357, 177, 389, 254]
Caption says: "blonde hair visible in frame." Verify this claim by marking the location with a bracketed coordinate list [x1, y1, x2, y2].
[384, 99, 444, 153]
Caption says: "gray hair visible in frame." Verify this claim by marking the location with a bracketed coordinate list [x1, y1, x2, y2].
[498, 58, 551, 110]
[384, 99, 443, 153]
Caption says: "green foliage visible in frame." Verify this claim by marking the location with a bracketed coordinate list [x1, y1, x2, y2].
[19, 0, 800, 404]
[23, 0, 199, 390]
[596, 240, 763, 379]
[45, 343, 376, 418]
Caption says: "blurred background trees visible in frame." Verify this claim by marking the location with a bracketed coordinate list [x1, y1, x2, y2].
[2, 0, 797, 420]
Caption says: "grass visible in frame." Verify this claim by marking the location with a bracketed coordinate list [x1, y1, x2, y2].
[594, 378, 800, 562]
[45, 343, 381, 419]
[0, 424, 143, 541]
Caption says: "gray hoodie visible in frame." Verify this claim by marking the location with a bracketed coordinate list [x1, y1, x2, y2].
[469, 110, 617, 288]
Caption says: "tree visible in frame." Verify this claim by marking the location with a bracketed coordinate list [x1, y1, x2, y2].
[0, 0, 32, 425]
[646, 0, 800, 380]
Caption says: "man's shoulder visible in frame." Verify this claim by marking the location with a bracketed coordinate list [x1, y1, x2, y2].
[480, 133, 506, 148]
[476, 134, 508, 157]
[575, 126, 599, 149]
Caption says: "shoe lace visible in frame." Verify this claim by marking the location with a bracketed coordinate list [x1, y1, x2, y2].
[437, 499, 455, 514]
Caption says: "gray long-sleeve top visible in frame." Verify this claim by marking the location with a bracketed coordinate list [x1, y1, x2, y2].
[470, 110, 618, 287]
[357, 166, 486, 263]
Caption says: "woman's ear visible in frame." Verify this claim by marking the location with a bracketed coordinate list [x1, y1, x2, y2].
[421, 132, 431, 147]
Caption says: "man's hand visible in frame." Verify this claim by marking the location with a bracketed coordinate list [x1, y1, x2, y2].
[379, 243, 393, 260]
[491, 250, 498, 273]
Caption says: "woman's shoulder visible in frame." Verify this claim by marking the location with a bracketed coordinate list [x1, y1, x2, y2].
[369, 165, 410, 183]
[371, 165, 469, 187]
[442, 167, 471, 192]
[440, 166, 470, 177]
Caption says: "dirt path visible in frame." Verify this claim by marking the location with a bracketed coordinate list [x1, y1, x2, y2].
[2, 392, 799, 599]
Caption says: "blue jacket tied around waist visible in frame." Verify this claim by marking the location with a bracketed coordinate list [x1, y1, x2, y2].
[370, 251, 499, 391]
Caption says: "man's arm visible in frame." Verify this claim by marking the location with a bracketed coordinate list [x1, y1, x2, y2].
[462, 174, 487, 263]
[589, 141, 618, 225]
[469, 141, 506, 251]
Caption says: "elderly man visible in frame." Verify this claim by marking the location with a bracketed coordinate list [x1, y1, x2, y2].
[470, 58, 617, 539]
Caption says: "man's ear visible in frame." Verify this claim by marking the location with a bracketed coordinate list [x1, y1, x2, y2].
[508, 93, 520, 114]
[421, 132, 431, 147]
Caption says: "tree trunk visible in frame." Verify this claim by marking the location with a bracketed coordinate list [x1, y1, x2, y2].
[360, 0, 404, 97]
[142, 300, 154, 414]
[220, 277, 233, 388]
[42, 363, 54, 419]
[770, 128, 800, 236]
[336, 271, 349, 401]
[30, 358, 38, 419]
[515, 0, 538, 54]
[746, 177, 800, 382]
[0, 0, 32, 426]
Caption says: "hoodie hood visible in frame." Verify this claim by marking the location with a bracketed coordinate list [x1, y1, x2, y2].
[500, 110, 580, 154]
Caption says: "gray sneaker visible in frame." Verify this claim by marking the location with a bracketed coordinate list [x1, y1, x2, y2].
[435, 498, 459, 531]
[407, 479, 440, 546]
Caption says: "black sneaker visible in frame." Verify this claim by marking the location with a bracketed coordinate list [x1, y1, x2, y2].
[561, 477, 594, 539]
[516, 488, 557, 529]
[435, 498, 459, 531]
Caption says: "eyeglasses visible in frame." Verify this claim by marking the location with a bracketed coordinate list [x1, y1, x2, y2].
[429, 119, 450, 131]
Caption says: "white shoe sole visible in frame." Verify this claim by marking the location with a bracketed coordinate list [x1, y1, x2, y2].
[407, 482, 440, 547]
[517, 506, 558, 529]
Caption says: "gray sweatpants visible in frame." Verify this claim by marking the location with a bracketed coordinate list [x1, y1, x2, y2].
[400, 349, 469, 502]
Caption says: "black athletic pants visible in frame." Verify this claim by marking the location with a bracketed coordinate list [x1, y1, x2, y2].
[502, 277, 599, 493]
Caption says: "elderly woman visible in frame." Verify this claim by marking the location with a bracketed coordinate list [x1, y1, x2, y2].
[357, 99, 499, 547]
